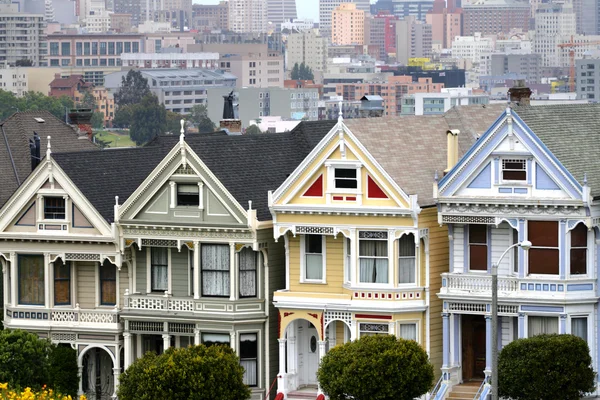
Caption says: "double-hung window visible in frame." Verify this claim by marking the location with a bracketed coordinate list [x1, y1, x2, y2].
[502, 159, 527, 181]
[528, 316, 558, 337]
[201, 244, 230, 297]
[44, 197, 65, 219]
[334, 168, 358, 189]
[54, 259, 70, 305]
[239, 333, 258, 387]
[304, 235, 324, 281]
[570, 223, 587, 275]
[239, 248, 257, 297]
[468, 225, 488, 271]
[399, 323, 417, 341]
[571, 317, 588, 342]
[528, 221, 559, 275]
[151, 248, 168, 292]
[100, 260, 116, 306]
[359, 231, 388, 283]
[177, 184, 200, 206]
[398, 234, 416, 284]
[512, 229, 519, 273]
[18, 255, 44, 305]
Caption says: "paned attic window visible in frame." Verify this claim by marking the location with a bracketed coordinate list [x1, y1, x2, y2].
[334, 168, 358, 189]
[177, 184, 199, 206]
[502, 159, 526, 181]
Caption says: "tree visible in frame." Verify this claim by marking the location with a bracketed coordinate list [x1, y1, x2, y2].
[15, 59, 33, 67]
[113, 104, 133, 128]
[188, 104, 216, 133]
[291, 63, 300, 80]
[166, 110, 183, 134]
[80, 89, 96, 110]
[499, 334, 595, 400]
[118, 344, 252, 400]
[291, 62, 314, 81]
[91, 111, 105, 129]
[317, 335, 434, 400]
[0, 329, 51, 390]
[129, 93, 167, 145]
[48, 344, 79, 397]
[114, 70, 151, 108]
[245, 124, 262, 134]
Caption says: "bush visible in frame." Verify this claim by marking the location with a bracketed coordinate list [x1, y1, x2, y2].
[499, 334, 595, 400]
[317, 335, 434, 400]
[117, 344, 252, 400]
[0, 329, 50, 390]
[48, 345, 79, 397]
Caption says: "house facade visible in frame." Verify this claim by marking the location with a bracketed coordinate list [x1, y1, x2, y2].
[436, 104, 600, 394]
[269, 115, 452, 398]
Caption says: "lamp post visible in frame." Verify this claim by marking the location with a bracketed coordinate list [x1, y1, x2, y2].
[491, 239, 532, 400]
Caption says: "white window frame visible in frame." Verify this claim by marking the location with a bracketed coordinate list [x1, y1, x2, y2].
[567, 223, 590, 278]
[398, 233, 417, 286]
[300, 235, 326, 283]
[325, 160, 362, 196]
[358, 322, 390, 338]
[237, 328, 261, 388]
[569, 315, 590, 343]
[526, 315, 559, 338]
[358, 231, 390, 286]
[146, 247, 172, 294]
[501, 158, 527, 183]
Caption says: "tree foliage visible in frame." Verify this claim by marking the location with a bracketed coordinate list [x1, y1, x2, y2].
[0, 90, 74, 121]
[129, 94, 167, 145]
[317, 335, 434, 400]
[0, 329, 51, 390]
[114, 70, 151, 108]
[80, 89, 96, 110]
[498, 334, 595, 400]
[118, 344, 252, 400]
[91, 111, 105, 129]
[188, 104, 216, 133]
[291, 62, 314, 81]
[245, 124, 262, 135]
[48, 345, 79, 397]
[166, 110, 183, 134]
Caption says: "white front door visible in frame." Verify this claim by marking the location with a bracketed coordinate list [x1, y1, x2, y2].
[306, 325, 319, 386]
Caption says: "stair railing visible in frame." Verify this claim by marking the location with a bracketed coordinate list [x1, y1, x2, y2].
[427, 375, 445, 400]
[473, 376, 490, 400]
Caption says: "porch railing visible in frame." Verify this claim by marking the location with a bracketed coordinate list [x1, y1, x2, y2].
[473, 377, 489, 400]
[427, 375, 448, 400]
[51, 306, 118, 324]
[444, 274, 519, 292]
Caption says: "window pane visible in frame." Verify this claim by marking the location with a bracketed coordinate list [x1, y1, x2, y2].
[202, 244, 230, 296]
[469, 245, 487, 271]
[528, 221, 558, 247]
[399, 258, 415, 284]
[469, 224, 487, 244]
[19, 255, 44, 305]
[359, 258, 388, 283]
[44, 197, 66, 219]
[306, 235, 322, 253]
[335, 169, 356, 178]
[399, 234, 415, 256]
[528, 316, 558, 336]
[202, 333, 230, 347]
[571, 318, 588, 342]
[306, 254, 323, 280]
[335, 178, 358, 189]
[399, 324, 417, 341]
[54, 259, 70, 305]
[177, 184, 199, 206]
[240, 333, 257, 387]
[513, 229, 519, 273]
[359, 240, 387, 257]
[100, 261, 116, 305]
[529, 248, 559, 274]
[570, 249, 586, 275]
[571, 224, 587, 247]
[151, 248, 168, 292]
[239, 248, 257, 297]
[503, 170, 526, 180]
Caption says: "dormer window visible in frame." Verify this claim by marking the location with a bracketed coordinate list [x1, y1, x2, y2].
[502, 159, 527, 181]
[44, 197, 65, 219]
[334, 168, 358, 189]
[177, 184, 199, 206]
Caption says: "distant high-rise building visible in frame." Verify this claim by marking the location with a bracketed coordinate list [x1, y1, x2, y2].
[192, 1, 228, 31]
[229, 0, 268, 33]
[0, 3, 46, 66]
[332, 3, 365, 45]
[573, 0, 598, 34]
[426, 0, 462, 49]
[395, 16, 432, 64]
[368, 12, 398, 60]
[287, 30, 328, 72]
[267, 0, 297, 26]
[319, 0, 370, 40]
[533, 1, 575, 67]
[462, 0, 529, 35]
[114, 0, 141, 26]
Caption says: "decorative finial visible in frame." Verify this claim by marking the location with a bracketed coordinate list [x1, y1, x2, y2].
[115, 196, 119, 206]
[434, 170, 439, 182]
[584, 173, 588, 185]
[248, 200, 252, 210]
[46, 136, 51, 158]
[338, 100, 343, 122]
[179, 119, 185, 142]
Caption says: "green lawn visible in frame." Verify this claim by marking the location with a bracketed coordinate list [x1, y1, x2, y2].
[94, 130, 136, 148]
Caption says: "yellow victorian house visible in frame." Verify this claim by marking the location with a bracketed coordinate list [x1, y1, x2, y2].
[269, 114, 452, 398]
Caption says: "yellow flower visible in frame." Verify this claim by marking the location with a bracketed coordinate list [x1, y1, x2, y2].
[0, 382, 7, 390]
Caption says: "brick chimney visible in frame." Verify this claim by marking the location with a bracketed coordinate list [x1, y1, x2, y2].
[68, 108, 94, 139]
[508, 79, 532, 106]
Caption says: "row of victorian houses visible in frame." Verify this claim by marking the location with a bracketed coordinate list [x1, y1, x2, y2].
[1, 95, 600, 400]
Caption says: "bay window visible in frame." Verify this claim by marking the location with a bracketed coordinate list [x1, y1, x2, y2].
[100, 260, 116, 306]
[201, 244, 230, 297]
[398, 234, 416, 284]
[304, 235, 324, 281]
[18, 255, 44, 305]
[151, 248, 168, 292]
[359, 231, 388, 283]
[399, 323, 417, 341]
[528, 221, 559, 275]
[54, 259, 70, 305]
[571, 317, 588, 342]
[528, 316, 558, 337]
[239, 333, 258, 387]
[570, 223, 587, 275]
[239, 248, 257, 298]
[468, 224, 488, 271]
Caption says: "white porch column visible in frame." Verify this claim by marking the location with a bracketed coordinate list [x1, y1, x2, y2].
[230, 331, 236, 351]
[485, 315, 492, 377]
[112, 347, 121, 399]
[10, 253, 16, 306]
[1, 259, 8, 308]
[350, 230, 358, 285]
[229, 243, 235, 301]
[350, 320, 357, 341]
[162, 333, 171, 351]
[48, 261, 54, 308]
[193, 241, 200, 299]
[136, 334, 143, 358]
[194, 328, 200, 345]
[77, 365, 83, 396]
[123, 332, 132, 368]
[277, 338, 287, 395]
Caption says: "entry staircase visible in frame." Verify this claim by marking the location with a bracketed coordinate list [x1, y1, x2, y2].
[446, 381, 485, 400]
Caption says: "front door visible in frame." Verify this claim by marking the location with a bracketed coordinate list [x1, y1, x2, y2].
[306, 326, 319, 386]
[461, 314, 486, 381]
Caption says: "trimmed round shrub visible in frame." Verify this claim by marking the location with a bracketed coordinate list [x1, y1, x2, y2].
[48, 344, 79, 397]
[317, 334, 434, 400]
[117, 344, 252, 400]
[499, 334, 595, 400]
[0, 329, 51, 390]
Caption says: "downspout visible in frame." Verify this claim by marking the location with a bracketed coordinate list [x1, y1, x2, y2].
[1, 124, 20, 186]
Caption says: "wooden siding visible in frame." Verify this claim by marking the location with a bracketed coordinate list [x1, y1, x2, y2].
[171, 248, 189, 297]
[453, 225, 464, 273]
[76, 261, 96, 309]
[420, 207, 449, 378]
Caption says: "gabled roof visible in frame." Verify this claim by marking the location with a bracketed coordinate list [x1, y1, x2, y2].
[0, 110, 98, 208]
[52, 120, 337, 223]
[49, 74, 92, 89]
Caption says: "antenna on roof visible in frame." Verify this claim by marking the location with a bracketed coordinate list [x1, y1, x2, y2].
[179, 119, 185, 143]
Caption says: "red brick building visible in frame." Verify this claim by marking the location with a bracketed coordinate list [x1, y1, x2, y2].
[49, 74, 93, 103]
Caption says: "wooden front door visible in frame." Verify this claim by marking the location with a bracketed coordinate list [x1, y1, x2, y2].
[461, 314, 486, 381]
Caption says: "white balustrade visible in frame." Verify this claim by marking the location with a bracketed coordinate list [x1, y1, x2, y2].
[444, 274, 518, 293]
[50, 309, 117, 325]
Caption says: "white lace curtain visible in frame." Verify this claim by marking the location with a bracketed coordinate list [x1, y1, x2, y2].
[399, 323, 417, 341]
[399, 234, 416, 284]
[151, 248, 168, 292]
[359, 240, 388, 283]
[528, 316, 558, 337]
[202, 244, 230, 296]
[239, 248, 257, 297]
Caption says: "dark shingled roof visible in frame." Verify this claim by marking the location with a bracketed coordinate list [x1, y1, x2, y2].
[0, 110, 98, 208]
[52, 120, 337, 223]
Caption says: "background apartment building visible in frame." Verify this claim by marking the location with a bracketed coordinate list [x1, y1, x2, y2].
[192, 1, 229, 31]
[462, 0, 530, 35]
[0, 66, 28, 96]
[0, 3, 46, 67]
[426, 0, 463, 49]
[395, 16, 432, 64]
[332, 3, 366, 45]
[451, 33, 494, 63]
[287, 31, 328, 73]
[47, 33, 143, 67]
[368, 12, 398, 60]
[533, 2, 575, 67]
[229, 0, 268, 33]
[319, 0, 371, 39]
[113, 0, 142, 26]
[267, 0, 297, 26]
[387, 0, 436, 21]
[490, 53, 541, 84]
[576, 57, 600, 100]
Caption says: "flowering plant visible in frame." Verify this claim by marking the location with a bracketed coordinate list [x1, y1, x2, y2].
[0, 383, 86, 400]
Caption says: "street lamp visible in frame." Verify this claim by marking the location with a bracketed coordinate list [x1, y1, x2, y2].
[491, 239, 532, 400]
